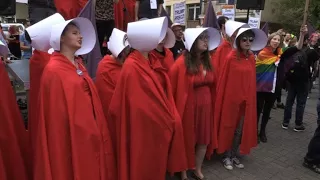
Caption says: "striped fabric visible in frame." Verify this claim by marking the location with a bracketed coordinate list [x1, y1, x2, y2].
[256, 47, 283, 93]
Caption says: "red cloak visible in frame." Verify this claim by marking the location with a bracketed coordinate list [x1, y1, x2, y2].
[212, 39, 232, 79]
[28, 50, 50, 151]
[33, 52, 116, 180]
[168, 56, 217, 169]
[0, 61, 29, 180]
[95, 55, 122, 145]
[114, 0, 136, 31]
[54, 0, 88, 20]
[214, 50, 257, 155]
[149, 48, 175, 71]
[108, 50, 187, 180]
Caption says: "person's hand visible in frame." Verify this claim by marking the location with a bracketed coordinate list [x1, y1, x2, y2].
[300, 25, 308, 35]
[135, 16, 138, 21]
[113, 0, 119, 3]
[3, 59, 12, 64]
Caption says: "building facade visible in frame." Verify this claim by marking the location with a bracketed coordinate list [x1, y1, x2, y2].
[164, 0, 280, 28]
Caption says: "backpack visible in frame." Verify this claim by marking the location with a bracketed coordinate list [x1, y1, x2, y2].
[285, 49, 309, 84]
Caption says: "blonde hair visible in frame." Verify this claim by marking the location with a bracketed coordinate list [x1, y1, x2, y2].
[267, 32, 283, 48]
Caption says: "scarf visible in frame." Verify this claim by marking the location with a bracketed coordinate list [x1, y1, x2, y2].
[256, 47, 283, 93]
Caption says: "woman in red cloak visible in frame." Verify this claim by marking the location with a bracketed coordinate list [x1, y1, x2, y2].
[33, 17, 116, 180]
[214, 27, 267, 171]
[25, 13, 66, 160]
[95, 28, 131, 144]
[108, 17, 187, 180]
[212, 20, 249, 79]
[169, 27, 221, 180]
[149, 28, 176, 71]
[0, 60, 29, 179]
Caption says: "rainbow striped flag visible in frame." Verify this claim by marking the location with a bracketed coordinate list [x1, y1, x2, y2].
[256, 47, 283, 92]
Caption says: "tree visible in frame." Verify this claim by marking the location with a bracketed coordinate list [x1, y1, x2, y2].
[273, 0, 320, 32]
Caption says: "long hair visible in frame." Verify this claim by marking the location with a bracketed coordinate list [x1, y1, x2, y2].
[235, 30, 255, 59]
[184, 38, 212, 74]
[267, 32, 284, 52]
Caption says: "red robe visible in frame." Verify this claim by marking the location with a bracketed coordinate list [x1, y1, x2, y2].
[54, 0, 88, 20]
[212, 39, 232, 79]
[169, 56, 217, 169]
[149, 48, 175, 71]
[33, 52, 116, 180]
[214, 50, 257, 155]
[108, 50, 187, 180]
[28, 50, 50, 151]
[0, 61, 29, 180]
[95, 55, 122, 146]
[114, 0, 136, 31]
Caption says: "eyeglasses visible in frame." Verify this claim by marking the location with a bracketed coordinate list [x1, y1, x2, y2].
[198, 34, 210, 40]
[241, 36, 254, 43]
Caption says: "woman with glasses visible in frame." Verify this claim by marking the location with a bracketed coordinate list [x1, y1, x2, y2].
[169, 27, 221, 180]
[214, 27, 267, 171]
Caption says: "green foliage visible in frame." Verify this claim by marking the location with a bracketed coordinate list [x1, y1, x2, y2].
[273, 0, 320, 32]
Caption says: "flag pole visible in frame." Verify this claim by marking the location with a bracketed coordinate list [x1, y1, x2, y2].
[302, 0, 310, 25]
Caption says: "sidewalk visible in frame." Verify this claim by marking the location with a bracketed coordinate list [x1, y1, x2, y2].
[170, 87, 320, 180]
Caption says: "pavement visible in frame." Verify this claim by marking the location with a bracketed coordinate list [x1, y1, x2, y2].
[168, 84, 320, 180]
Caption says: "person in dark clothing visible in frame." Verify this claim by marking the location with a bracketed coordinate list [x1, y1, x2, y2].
[169, 23, 185, 60]
[96, 0, 117, 56]
[282, 38, 320, 132]
[135, 0, 163, 20]
[217, 16, 229, 38]
[304, 125, 320, 174]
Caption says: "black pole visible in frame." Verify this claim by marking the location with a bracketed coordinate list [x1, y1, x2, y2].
[246, 8, 250, 22]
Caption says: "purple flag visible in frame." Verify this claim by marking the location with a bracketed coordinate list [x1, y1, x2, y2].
[307, 22, 316, 37]
[203, 0, 219, 30]
[160, 8, 173, 27]
[261, 22, 269, 35]
[78, 0, 102, 78]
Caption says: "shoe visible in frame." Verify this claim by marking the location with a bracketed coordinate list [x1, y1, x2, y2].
[282, 123, 289, 130]
[259, 131, 267, 143]
[190, 172, 206, 180]
[303, 161, 320, 174]
[277, 103, 285, 109]
[294, 124, 305, 132]
[223, 158, 233, 170]
[232, 157, 244, 169]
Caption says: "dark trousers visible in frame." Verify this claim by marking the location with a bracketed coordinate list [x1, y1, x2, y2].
[275, 85, 282, 103]
[96, 19, 115, 56]
[257, 92, 276, 132]
[317, 98, 320, 126]
[305, 125, 320, 165]
[283, 83, 308, 126]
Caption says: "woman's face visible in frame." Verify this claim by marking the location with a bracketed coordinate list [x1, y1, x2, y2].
[269, 35, 281, 49]
[195, 31, 209, 52]
[239, 32, 254, 51]
[61, 24, 82, 51]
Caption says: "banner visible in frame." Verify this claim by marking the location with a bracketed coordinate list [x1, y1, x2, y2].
[173, 1, 186, 25]
[221, 5, 235, 20]
[248, 17, 260, 28]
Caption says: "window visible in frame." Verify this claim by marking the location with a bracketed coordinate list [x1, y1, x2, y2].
[166, 6, 171, 17]
[218, 0, 227, 3]
[187, 4, 200, 20]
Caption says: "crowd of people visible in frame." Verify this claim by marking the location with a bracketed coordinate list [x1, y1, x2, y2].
[1, 1, 320, 180]
[0, 21, 32, 61]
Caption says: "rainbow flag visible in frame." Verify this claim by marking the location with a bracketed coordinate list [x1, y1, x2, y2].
[256, 47, 283, 92]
